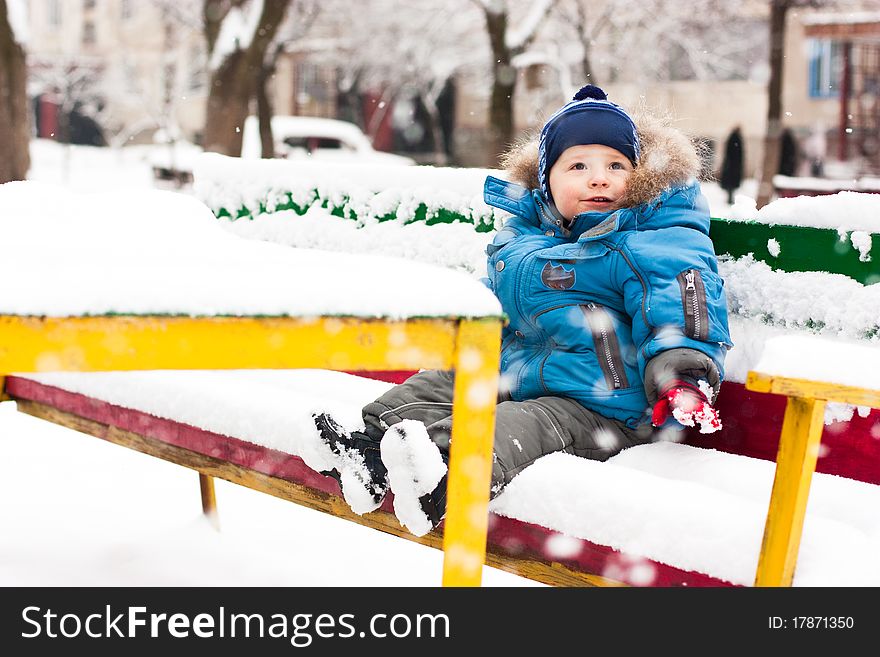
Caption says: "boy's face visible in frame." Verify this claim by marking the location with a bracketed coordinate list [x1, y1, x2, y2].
[548, 144, 633, 219]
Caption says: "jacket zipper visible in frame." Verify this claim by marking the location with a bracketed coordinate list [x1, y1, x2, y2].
[686, 271, 701, 339]
[680, 269, 709, 340]
[584, 303, 628, 390]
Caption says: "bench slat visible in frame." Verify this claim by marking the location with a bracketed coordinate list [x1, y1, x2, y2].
[0, 316, 460, 372]
[746, 371, 880, 407]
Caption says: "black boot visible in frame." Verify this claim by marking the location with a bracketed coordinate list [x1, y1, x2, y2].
[418, 468, 448, 529]
[313, 413, 388, 513]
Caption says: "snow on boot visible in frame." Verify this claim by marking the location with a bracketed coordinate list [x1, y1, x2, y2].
[312, 413, 388, 515]
[380, 419, 448, 537]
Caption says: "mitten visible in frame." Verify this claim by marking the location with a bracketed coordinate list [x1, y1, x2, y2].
[651, 379, 722, 434]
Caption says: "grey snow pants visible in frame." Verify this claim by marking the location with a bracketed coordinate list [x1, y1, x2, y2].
[362, 369, 652, 498]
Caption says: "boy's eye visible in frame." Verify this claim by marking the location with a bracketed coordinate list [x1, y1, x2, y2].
[571, 162, 585, 170]
[610, 162, 625, 170]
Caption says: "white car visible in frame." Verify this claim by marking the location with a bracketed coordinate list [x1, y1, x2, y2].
[240, 115, 415, 165]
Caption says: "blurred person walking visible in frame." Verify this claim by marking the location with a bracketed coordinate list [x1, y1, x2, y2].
[778, 128, 799, 177]
[719, 126, 744, 205]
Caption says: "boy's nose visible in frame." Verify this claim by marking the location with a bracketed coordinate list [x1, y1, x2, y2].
[588, 174, 609, 187]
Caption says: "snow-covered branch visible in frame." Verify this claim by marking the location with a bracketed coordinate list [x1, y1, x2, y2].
[505, 0, 556, 51]
[209, 0, 265, 70]
[6, 0, 28, 45]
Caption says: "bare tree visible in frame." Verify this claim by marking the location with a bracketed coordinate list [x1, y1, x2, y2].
[256, 0, 320, 158]
[475, 0, 558, 162]
[0, 0, 30, 183]
[202, 0, 294, 156]
[557, 0, 614, 85]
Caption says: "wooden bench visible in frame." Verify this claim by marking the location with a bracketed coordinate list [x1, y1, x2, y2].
[6, 351, 879, 587]
[4, 178, 880, 587]
[0, 317, 503, 586]
[0, 182, 508, 587]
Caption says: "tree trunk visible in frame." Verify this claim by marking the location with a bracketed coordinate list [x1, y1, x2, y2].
[575, 2, 597, 84]
[203, 50, 253, 155]
[202, 0, 291, 156]
[422, 93, 448, 166]
[484, 8, 516, 165]
[756, 0, 788, 209]
[256, 62, 275, 158]
[0, 0, 31, 183]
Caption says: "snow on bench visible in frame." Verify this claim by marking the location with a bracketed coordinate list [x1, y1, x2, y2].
[0, 181, 499, 319]
[194, 154, 880, 286]
[752, 334, 880, 391]
[10, 367, 880, 587]
[773, 174, 880, 198]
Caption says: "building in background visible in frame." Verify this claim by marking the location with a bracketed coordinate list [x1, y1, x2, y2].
[22, 1, 880, 178]
[27, 0, 206, 146]
[794, 11, 880, 176]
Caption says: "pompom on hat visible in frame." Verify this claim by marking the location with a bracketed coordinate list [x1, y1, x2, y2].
[538, 84, 640, 199]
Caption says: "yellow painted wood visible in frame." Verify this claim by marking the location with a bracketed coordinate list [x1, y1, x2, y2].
[0, 315, 460, 373]
[754, 396, 826, 587]
[199, 473, 219, 530]
[746, 371, 880, 408]
[441, 319, 502, 587]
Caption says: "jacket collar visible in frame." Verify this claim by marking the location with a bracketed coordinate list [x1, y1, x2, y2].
[484, 175, 622, 240]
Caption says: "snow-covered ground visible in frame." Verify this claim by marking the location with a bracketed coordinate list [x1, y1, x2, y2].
[0, 403, 536, 586]
[6, 140, 879, 587]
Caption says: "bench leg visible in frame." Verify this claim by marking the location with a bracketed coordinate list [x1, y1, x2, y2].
[442, 319, 501, 587]
[199, 473, 220, 530]
[754, 395, 825, 587]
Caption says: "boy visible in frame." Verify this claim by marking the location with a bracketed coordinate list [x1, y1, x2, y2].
[314, 85, 732, 537]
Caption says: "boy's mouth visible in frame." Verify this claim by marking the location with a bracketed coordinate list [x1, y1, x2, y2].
[584, 196, 613, 204]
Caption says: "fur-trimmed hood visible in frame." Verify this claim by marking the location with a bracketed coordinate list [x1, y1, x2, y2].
[500, 112, 702, 208]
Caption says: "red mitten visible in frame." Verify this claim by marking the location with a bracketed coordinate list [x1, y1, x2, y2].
[651, 380, 722, 434]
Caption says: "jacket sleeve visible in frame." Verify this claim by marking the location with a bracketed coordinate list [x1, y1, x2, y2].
[615, 223, 732, 387]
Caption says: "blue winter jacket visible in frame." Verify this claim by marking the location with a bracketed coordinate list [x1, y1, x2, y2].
[483, 175, 732, 428]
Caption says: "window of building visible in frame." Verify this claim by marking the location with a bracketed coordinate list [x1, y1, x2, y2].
[121, 0, 134, 20]
[809, 39, 844, 98]
[47, 0, 61, 27]
[83, 21, 96, 45]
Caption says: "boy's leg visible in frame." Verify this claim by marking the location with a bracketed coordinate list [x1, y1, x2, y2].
[489, 396, 649, 492]
[314, 370, 457, 519]
[380, 391, 649, 536]
[362, 369, 457, 438]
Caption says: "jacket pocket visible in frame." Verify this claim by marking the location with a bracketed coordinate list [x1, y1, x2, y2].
[677, 269, 709, 341]
[581, 303, 630, 390]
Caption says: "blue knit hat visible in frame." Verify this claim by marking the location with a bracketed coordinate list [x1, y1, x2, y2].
[538, 85, 640, 199]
